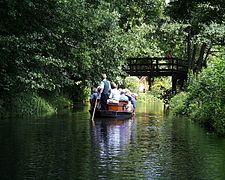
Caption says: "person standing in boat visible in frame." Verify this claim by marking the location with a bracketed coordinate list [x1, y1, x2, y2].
[99, 74, 111, 110]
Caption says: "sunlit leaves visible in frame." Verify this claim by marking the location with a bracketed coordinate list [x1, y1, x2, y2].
[186, 54, 225, 134]
[0, 0, 168, 100]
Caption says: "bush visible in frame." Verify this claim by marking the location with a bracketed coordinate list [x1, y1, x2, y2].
[169, 92, 188, 116]
[46, 95, 73, 109]
[150, 77, 173, 104]
[8, 92, 55, 116]
[124, 76, 140, 93]
[169, 55, 225, 135]
[72, 85, 90, 102]
[137, 93, 161, 102]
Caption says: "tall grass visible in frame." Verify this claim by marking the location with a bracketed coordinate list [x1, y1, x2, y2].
[9, 92, 55, 116]
[44, 95, 73, 110]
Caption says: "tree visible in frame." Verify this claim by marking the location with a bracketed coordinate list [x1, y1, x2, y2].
[0, 0, 167, 110]
[165, 0, 225, 73]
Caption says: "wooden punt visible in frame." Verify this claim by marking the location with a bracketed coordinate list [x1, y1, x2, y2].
[89, 101, 133, 120]
[89, 109, 132, 120]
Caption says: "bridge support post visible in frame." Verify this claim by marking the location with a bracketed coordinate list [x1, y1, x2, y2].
[148, 76, 154, 91]
[177, 76, 187, 91]
[172, 76, 177, 93]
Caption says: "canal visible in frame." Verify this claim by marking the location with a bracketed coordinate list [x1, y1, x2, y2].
[0, 102, 225, 180]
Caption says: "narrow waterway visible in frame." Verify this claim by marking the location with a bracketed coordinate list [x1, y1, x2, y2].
[0, 102, 225, 180]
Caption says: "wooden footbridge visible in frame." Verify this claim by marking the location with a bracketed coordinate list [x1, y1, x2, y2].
[124, 57, 188, 92]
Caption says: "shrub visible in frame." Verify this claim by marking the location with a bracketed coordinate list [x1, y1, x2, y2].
[9, 92, 55, 116]
[46, 95, 73, 109]
[169, 55, 225, 135]
[124, 76, 140, 93]
[137, 93, 161, 102]
[169, 92, 189, 116]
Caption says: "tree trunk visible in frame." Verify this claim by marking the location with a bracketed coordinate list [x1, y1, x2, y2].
[187, 27, 192, 70]
[191, 43, 197, 71]
[197, 42, 207, 72]
[202, 46, 211, 68]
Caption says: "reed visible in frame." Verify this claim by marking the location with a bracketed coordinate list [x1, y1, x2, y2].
[9, 92, 55, 116]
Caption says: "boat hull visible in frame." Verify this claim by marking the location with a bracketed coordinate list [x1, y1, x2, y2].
[89, 110, 132, 120]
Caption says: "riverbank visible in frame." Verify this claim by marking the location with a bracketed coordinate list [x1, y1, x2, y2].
[0, 92, 73, 118]
[169, 56, 225, 135]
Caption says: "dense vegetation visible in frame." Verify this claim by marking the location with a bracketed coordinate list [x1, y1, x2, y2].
[0, 0, 166, 116]
[170, 53, 225, 135]
[0, 0, 225, 136]
[166, 0, 225, 135]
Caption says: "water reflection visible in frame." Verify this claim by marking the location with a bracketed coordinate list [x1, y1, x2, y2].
[90, 103, 225, 180]
[91, 118, 136, 158]
[0, 102, 225, 180]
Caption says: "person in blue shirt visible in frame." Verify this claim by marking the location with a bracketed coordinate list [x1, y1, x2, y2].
[90, 88, 98, 100]
[90, 87, 100, 109]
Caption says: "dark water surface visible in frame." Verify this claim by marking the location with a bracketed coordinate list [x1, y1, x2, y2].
[0, 103, 225, 180]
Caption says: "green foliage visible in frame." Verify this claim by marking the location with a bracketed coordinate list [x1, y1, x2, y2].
[0, 99, 5, 118]
[166, 0, 225, 25]
[9, 92, 55, 116]
[165, 0, 225, 73]
[110, 0, 165, 30]
[44, 94, 73, 110]
[169, 92, 188, 116]
[53, 96, 72, 109]
[1, 0, 165, 101]
[155, 22, 188, 58]
[72, 86, 90, 102]
[149, 77, 173, 104]
[0, 0, 168, 116]
[2, 0, 224, 118]
[0, 0, 61, 35]
[170, 54, 225, 135]
[151, 77, 171, 93]
[123, 76, 140, 93]
[188, 55, 225, 134]
[138, 93, 161, 103]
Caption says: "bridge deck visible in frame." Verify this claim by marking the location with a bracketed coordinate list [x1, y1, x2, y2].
[124, 57, 188, 79]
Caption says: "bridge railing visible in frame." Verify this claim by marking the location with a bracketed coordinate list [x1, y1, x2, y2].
[124, 57, 188, 76]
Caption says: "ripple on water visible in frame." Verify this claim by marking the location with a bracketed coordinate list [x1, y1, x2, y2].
[0, 103, 225, 180]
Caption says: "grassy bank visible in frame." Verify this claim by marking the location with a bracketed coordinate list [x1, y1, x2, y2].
[0, 92, 73, 118]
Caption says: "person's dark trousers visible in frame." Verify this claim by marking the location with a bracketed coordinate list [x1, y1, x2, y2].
[100, 93, 109, 110]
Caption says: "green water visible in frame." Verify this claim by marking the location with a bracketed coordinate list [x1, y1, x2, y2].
[0, 102, 225, 180]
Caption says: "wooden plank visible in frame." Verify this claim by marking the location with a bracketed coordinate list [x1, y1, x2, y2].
[124, 57, 188, 80]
